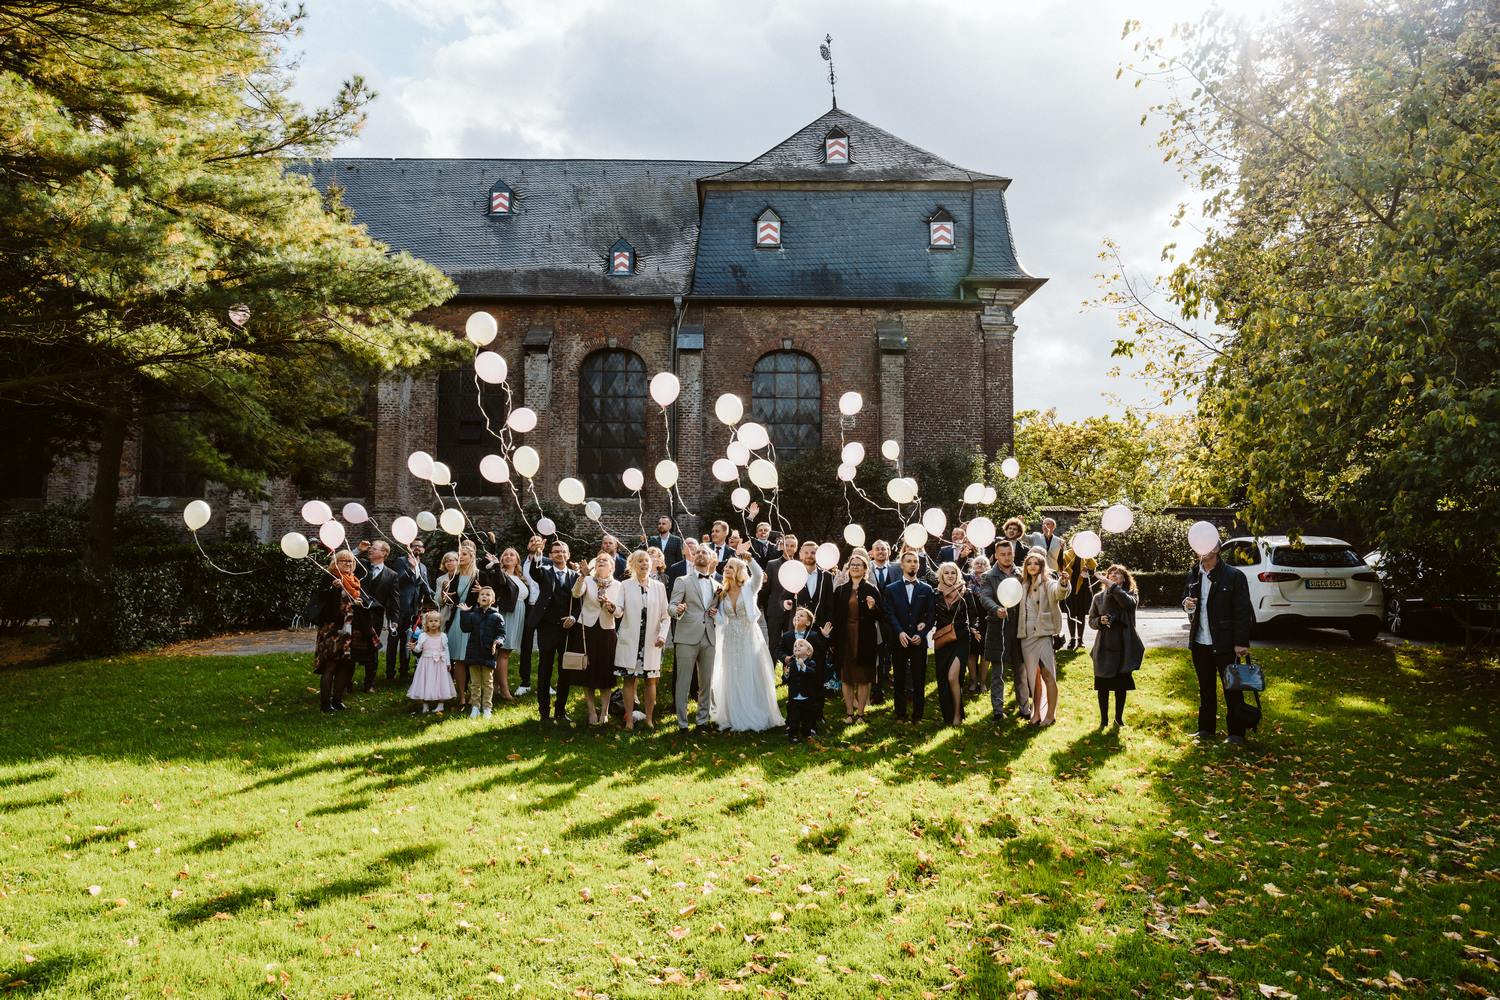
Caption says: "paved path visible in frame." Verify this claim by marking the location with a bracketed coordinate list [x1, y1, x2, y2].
[166, 629, 315, 657]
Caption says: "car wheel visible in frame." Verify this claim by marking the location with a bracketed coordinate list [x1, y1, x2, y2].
[1385, 598, 1405, 636]
[1349, 619, 1381, 643]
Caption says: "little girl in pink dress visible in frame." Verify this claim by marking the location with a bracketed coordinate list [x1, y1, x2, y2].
[407, 611, 457, 713]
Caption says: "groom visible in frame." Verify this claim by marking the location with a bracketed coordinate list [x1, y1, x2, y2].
[670, 546, 720, 730]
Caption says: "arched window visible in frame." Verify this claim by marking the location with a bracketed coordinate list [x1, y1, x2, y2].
[437, 358, 509, 494]
[750, 351, 821, 459]
[578, 349, 648, 498]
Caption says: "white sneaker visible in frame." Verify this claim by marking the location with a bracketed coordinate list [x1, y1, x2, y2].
[515, 686, 531, 697]
[420, 704, 430, 714]
[434, 705, 444, 714]
[469, 706, 481, 719]
[483, 708, 493, 719]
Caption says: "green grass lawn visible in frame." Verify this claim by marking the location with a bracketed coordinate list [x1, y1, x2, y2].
[1, 642, 1497, 999]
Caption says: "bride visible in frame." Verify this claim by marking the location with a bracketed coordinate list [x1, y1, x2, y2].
[710, 544, 785, 732]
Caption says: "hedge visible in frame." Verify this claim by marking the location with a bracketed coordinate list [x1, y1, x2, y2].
[1132, 571, 1186, 608]
[0, 542, 323, 655]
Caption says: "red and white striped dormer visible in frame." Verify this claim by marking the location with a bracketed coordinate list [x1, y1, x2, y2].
[488, 179, 512, 215]
[928, 207, 955, 250]
[823, 126, 849, 165]
[609, 238, 634, 276]
[755, 208, 781, 248]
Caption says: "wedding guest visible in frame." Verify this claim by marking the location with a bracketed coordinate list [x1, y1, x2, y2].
[1061, 545, 1098, 651]
[791, 541, 834, 625]
[615, 550, 670, 730]
[643, 515, 684, 568]
[1001, 517, 1029, 565]
[459, 586, 506, 719]
[1018, 547, 1071, 727]
[1037, 518, 1064, 572]
[932, 562, 978, 727]
[647, 546, 668, 584]
[705, 520, 734, 565]
[517, 534, 549, 697]
[406, 610, 456, 714]
[975, 541, 1026, 723]
[1089, 563, 1144, 728]
[492, 547, 536, 702]
[831, 546, 870, 589]
[435, 546, 479, 710]
[573, 552, 623, 726]
[884, 550, 936, 724]
[391, 537, 433, 683]
[356, 540, 399, 692]
[1182, 539, 1253, 745]
[533, 540, 581, 724]
[785, 638, 821, 743]
[314, 549, 379, 713]
[965, 555, 991, 695]
[867, 539, 899, 703]
[750, 520, 776, 567]
[937, 527, 974, 569]
[762, 533, 801, 645]
[821, 552, 883, 723]
[666, 537, 702, 596]
[778, 606, 827, 678]
[601, 535, 629, 581]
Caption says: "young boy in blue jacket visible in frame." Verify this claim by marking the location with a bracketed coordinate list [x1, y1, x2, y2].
[459, 586, 507, 719]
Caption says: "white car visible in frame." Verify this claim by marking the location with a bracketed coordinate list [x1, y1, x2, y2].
[1218, 535, 1384, 641]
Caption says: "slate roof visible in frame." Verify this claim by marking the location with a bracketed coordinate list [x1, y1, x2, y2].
[294, 158, 737, 296]
[700, 108, 1008, 184]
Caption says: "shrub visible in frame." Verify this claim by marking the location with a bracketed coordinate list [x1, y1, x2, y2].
[1068, 509, 1199, 576]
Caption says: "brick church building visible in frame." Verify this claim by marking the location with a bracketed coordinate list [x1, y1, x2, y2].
[16, 107, 1044, 538]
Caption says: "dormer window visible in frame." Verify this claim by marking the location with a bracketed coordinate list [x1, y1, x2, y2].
[609, 238, 635, 276]
[488, 180, 513, 215]
[823, 126, 849, 165]
[928, 207, 955, 250]
[755, 208, 782, 249]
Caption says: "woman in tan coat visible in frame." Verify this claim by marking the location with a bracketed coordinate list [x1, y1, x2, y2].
[1018, 546, 1071, 726]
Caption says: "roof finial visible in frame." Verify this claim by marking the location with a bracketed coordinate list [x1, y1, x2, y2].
[819, 34, 837, 110]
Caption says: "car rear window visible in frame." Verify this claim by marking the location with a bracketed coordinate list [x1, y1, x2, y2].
[1271, 545, 1361, 568]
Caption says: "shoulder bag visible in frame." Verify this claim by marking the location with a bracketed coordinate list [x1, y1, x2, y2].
[561, 589, 588, 672]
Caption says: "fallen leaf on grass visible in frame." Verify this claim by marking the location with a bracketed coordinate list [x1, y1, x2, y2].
[1257, 985, 1297, 999]
[668, 926, 689, 941]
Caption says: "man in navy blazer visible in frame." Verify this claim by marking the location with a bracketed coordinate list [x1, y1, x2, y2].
[884, 550, 937, 723]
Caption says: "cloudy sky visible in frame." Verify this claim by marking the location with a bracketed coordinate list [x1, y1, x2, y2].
[290, 0, 1278, 420]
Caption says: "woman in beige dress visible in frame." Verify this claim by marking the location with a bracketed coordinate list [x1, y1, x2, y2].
[1018, 546, 1071, 727]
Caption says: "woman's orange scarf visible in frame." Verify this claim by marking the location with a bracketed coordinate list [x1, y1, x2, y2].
[336, 568, 362, 602]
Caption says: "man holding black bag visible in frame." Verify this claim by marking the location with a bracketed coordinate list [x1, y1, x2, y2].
[1182, 540, 1254, 745]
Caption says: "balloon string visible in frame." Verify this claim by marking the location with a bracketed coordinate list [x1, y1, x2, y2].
[190, 529, 255, 576]
[635, 490, 647, 546]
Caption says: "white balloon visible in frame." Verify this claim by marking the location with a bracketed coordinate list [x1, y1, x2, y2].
[536, 517, 556, 536]
[726, 440, 751, 466]
[838, 391, 863, 416]
[1101, 504, 1134, 534]
[507, 407, 538, 433]
[815, 542, 840, 571]
[182, 499, 211, 531]
[966, 516, 997, 550]
[843, 523, 866, 547]
[280, 531, 309, 559]
[557, 477, 586, 505]
[737, 422, 769, 451]
[903, 523, 929, 549]
[654, 459, 679, 489]
[465, 310, 498, 346]
[998, 576, 1024, 608]
[730, 487, 751, 510]
[649, 371, 681, 407]
[512, 446, 540, 478]
[621, 467, 644, 492]
[391, 516, 417, 545]
[962, 483, 984, 505]
[475, 352, 508, 384]
[341, 502, 368, 524]
[584, 500, 602, 521]
[1188, 520, 1220, 556]
[479, 454, 510, 483]
[886, 478, 917, 504]
[881, 439, 900, 461]
[711, 458, 738, 483]
[747, 458, 778, 490]
[440, 507, 465, 535]
[406, 451, 434, 481]
[836, 462, 856, 482]
[981, 485, 997, 505]
[841, 441, 865, 465]
[301, 499, 332, 526]
[714, 393, 744, 426]
[922, 507, 947, 537]
[777, 559, 809, 593]
[416, 510, 438, 531]
[1071, 530, 1103, 560]
[318, 519, 345, 550]
[429, 461, 452, 487]
[1000, 457, 1021, 480]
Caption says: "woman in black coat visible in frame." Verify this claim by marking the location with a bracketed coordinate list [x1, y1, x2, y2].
[1088, 563, 1145, 727]
[314, 548, 380, 713]
[818, 553, 884, 723]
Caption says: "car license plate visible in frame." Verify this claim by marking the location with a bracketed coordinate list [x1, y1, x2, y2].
[1305, 579, 1346, 589]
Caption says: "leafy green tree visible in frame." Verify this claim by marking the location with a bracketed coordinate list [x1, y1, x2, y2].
[0, 0, 458, 567]
[1101, 0, 1500, 595]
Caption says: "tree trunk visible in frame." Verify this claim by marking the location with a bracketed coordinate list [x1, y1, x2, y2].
[87, 405, 129, 572]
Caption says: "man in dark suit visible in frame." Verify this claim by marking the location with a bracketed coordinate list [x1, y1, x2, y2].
[516, 534, 549, 696]
[642, 515, 684, 569]
[388, 538, 433, 683]
[665, 537, 702, 598]
[884, 550, 936, 723]
[790, 540, 834, 625]
[761, 533, 801, 646]
[867, 539, 900, 703]
[703, 519, 734, 567]
[533, 539, 581, 724]
[937, 527, 975, 570]
[355, 540, 401, 691]
[601, 534, 629, 581]
[1182, 541, 1254, 744]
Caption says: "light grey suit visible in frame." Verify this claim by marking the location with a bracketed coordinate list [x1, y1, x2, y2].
[670, 570, 719, 727]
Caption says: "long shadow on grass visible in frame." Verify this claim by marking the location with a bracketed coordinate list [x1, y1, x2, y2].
[0, 953, 95, 995]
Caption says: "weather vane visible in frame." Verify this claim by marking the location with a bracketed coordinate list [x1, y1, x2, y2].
[819, 34, 837, 110]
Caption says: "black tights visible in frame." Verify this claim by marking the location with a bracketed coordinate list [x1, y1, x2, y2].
[1097, 689, 1126, 725]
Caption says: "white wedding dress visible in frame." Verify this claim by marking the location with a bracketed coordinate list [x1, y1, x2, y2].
[710, 560, 785, 732]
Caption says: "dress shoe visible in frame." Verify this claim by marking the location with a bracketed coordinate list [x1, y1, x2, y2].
[332, 702, 348, 711]
[1224, 735, 1247, 746]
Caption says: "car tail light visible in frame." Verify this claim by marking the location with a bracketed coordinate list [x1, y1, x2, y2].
[1352, 572, 1379, 582]
[1258, 572, 1301, 582]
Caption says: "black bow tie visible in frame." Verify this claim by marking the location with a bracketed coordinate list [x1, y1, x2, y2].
[698, 574, 713, 580]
